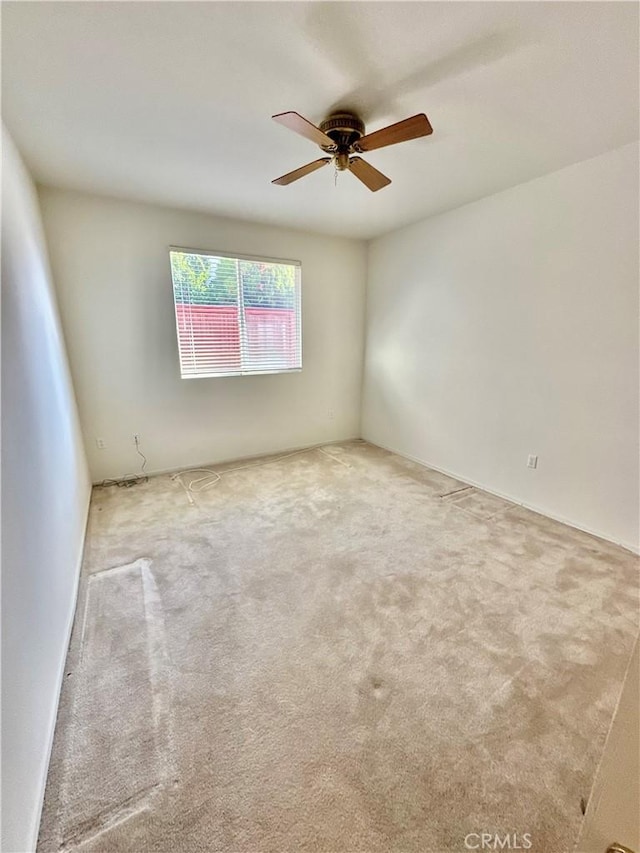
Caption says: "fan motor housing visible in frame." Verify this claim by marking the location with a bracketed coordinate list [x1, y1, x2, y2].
[319, 112, 365, 154]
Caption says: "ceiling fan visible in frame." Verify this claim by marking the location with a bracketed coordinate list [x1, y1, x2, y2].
[271, 110, 433, 192]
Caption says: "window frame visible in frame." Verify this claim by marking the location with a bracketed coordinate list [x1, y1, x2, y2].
[169, 245, 303, 380]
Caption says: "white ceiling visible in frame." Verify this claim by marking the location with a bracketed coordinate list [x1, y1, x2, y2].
[2, 1, 638, 240]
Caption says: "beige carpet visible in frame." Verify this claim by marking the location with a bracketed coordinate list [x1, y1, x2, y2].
[38, 441, 639, 853]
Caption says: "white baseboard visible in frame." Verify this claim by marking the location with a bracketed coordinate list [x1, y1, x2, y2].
[93, 433, 638, 555]
[29, 490, 92, 852]
[91, 435, 362, 484]
[366, 438, 640, 556]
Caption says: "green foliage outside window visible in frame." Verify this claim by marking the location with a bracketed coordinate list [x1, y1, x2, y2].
[171, 252, 296, 309]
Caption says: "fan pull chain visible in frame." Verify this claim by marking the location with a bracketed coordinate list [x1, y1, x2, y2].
[334, 162, 338, 187]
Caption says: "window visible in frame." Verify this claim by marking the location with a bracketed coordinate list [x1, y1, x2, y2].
[169, 248, 302, 378]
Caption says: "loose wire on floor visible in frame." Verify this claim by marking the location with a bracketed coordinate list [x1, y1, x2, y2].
[171, 443, 348, 501]
[99, 435, 149, 488]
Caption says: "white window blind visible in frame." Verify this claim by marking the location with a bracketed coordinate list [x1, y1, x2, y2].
[169, 249, 302, 378]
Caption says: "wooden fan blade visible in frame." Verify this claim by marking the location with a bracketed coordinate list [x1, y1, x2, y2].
[348, 157, 391, 192]
[272, 111, 335, 147]
[357, 113, 433, 152]
[272, 157, 332, 186]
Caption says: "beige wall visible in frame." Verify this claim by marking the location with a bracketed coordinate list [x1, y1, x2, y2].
[362, 142, 640, 551]
[39, 189, 367, 482]
[1, 127, 91, 852]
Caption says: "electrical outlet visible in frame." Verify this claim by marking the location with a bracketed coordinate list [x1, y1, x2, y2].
[328, 409, 334, 421]
[527, 454, 538, 469]
[133, 433, 140, 445]
[96, 437, 106, 450]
